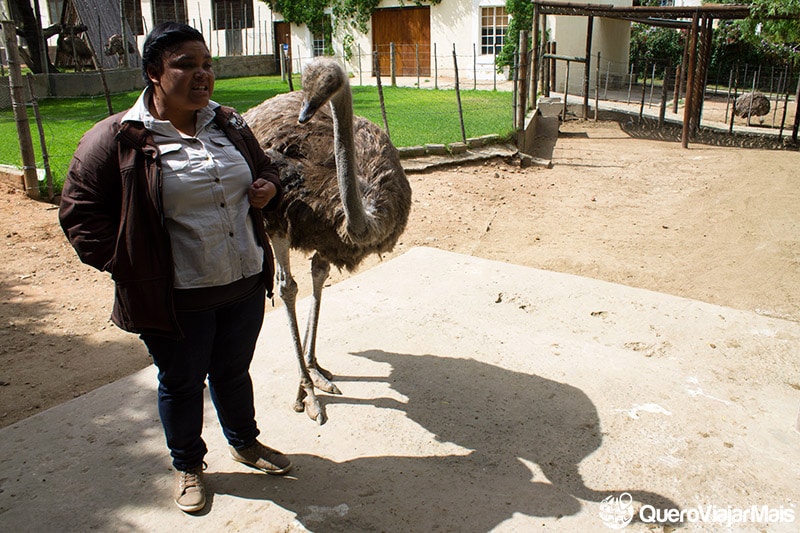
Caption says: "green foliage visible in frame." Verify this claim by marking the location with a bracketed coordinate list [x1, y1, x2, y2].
[496, 0, 533, 73]
[629, 24, 685, 71]
[0, 76, 512, 193]
[715, 0, 800, 66]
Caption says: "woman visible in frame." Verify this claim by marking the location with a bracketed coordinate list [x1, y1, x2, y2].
[59, 22, 289, 513]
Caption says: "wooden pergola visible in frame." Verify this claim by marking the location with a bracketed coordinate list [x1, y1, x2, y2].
[530, 1, 781, 148]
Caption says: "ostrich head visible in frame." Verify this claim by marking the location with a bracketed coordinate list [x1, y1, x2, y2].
[298, 58, 348, 124]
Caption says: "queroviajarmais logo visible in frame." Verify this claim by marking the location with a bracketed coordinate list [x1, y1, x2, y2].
[599, 492, 635, 529]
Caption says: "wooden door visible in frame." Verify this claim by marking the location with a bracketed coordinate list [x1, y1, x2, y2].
[274, 21, 291, 69]
[372, 6, 431, 77]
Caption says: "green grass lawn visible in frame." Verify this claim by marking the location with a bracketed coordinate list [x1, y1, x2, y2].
[0, 75, 513, 193]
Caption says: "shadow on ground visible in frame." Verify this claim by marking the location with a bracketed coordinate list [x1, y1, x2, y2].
[207, 350, 681, 531]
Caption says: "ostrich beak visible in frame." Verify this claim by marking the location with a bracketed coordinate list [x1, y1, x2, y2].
[298, 100, 317, 124]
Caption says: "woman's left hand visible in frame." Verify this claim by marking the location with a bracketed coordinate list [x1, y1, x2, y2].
[248, 179, 277, 209]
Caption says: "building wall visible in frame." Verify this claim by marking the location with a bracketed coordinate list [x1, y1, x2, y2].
[275, 0, 634, 88]
[546, 0, 632, 94]
[135, 0, 274, 57]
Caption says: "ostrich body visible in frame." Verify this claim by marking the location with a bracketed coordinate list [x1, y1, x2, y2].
[243, 58, 412, 424]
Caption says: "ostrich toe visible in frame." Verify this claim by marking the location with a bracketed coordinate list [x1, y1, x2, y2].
[294, 384, 327, 425]
[309, 366, 342, 395]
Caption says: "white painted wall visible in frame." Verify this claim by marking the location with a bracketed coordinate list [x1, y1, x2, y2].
[545, 0, 632, 94]
[275, 0, 634, 88]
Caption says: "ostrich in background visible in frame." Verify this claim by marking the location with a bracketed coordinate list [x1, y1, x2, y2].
[243, 58, 412, 424]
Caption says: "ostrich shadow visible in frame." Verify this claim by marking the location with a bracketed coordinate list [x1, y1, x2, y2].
[210, 350, 681, 531]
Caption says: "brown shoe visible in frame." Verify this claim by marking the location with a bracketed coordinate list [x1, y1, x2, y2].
[174, 463, 206, 513]
[229, 441, 292, 475]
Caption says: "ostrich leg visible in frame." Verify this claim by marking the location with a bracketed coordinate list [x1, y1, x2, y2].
[271, 236, 326, 424]
[302, 253, 342, 395]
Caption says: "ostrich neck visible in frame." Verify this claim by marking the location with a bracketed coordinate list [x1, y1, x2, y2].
[329, 84, 368, 238]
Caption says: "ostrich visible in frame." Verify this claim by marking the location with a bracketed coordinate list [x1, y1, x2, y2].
[242, 58, 412, 424]
[104, 34, 136, 65]
[734, 92, 771, 122]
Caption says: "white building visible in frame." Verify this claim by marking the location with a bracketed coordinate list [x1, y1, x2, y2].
[276, 0, 632, 87]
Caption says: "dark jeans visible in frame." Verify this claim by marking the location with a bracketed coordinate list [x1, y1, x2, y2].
[141, 286, 265, 471]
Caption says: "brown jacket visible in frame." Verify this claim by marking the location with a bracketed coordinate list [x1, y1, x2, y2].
[59, 105, 282, 339]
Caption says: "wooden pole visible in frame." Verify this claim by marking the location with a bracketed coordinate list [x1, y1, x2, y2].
[594, 51, 600, 121]
[791, 73, 800, 144]
[583, 16, 593, 119]
[390, 42, 396, 87]
[2, 20, 40, 199]
[453, 44, 467, 143]
[639, 61, 647, 120]
[26, 74, 53, 200]
[659, 65, 670, 127]
[563, 59, 571, 118]
[531, 2, 540, 104]
[516, 30, 529, 143]
[693, 15, 713, 127]
[674, 28, 689, 114]
[373, 51, 390, 138]
[779, 65, 792, 141]
[681, 11, 699, 149]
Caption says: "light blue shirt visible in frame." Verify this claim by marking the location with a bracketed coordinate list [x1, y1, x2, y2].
[122, 89, 263, 288]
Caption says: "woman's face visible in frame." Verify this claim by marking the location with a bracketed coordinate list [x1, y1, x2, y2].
[148, 40, 214, 113]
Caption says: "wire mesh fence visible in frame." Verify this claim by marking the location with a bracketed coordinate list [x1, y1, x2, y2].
[542, 51, 799, 142]
[0, 43, 516, 196]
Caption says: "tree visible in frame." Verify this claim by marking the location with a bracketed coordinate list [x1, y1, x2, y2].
[496, 0, 532, 73]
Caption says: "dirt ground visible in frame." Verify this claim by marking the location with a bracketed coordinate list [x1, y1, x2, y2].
[1, 118, 798, 429]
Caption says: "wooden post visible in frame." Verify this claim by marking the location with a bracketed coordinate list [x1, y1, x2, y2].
[531, 2, 540, 105]
[594, 51, 600, 121]
[119, 0, 129, 67]
[694, 15, 713, 127]
[373, 52, 390, 138]
[659, 65, 670, 127]
[453, 44, 467, 143]
[2, 20, 40, 199]
[434, 42, 438, 89]
[390, 42, 396, 87]
[791, 73, 800, 144]
[563, 59, 571, 118]
[639, 61, 647, 120]
[516, 30, 529, 143]
[681, 11, 699, 149]
[583, 16, 593, 119]
[26, 74, 54, 200]
[674, 28, 690, 114]
[778, 64, 792, 141]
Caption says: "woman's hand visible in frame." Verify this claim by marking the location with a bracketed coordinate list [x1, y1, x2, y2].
[248, 178, 277, 209]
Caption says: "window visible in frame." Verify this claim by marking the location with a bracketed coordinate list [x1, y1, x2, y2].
[152, 0, 188, 26]
[213, 0, 254, 30]
[311, 15, 332, 57]
[481, 6, 508, 56]
[123, 0, 144, 35]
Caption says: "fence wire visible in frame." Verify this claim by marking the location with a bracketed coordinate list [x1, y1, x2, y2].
[0, 45, 515, 195]
[544, 52, 798, 141]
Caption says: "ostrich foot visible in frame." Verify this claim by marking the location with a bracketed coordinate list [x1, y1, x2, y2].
[294, 384, 327, 425]
[309, 365, 342, 395]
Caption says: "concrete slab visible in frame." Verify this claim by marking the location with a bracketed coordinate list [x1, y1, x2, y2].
[1, 247, 798, 532]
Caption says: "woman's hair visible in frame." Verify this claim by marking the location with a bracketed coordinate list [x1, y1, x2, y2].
[141, 22, 206, 85]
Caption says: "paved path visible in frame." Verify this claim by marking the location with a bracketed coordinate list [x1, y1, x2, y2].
[1, 248, 798, 531]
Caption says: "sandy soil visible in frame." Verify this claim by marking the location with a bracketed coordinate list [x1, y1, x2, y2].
[1, 118, 798, 429]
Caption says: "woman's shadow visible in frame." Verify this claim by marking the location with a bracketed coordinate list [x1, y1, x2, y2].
[209, 350, 680, 531]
